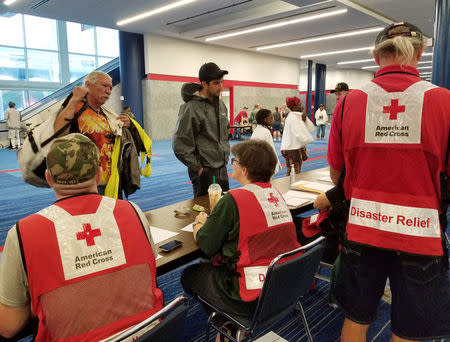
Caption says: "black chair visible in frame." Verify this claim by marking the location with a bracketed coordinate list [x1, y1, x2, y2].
[199, 236, 326, 342]
[111, 295, 188, 342]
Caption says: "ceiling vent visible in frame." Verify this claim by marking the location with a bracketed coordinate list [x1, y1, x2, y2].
[167, 0, 253, 25]
[30, 0, 50, 10]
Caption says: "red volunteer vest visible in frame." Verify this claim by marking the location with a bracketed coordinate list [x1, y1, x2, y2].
[230, 183, 300, 302]
[18, 194, 163, 342]
[340, 73, 448, 256]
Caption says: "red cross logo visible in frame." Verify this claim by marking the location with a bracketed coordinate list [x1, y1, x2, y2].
[383, 99, 405, 120]
[268, 193, 279, 207]
[76, 223, 101, 247]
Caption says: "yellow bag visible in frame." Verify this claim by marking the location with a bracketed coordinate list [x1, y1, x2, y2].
[105, 118, 152, 198]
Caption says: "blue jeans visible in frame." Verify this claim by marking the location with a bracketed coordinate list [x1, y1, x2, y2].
[316, 124, 326, 139]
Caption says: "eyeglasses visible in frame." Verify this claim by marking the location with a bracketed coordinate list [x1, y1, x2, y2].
[231, 157, 240, 165]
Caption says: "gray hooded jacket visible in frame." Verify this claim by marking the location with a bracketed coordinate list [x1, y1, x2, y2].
[173, 83, 230, 172]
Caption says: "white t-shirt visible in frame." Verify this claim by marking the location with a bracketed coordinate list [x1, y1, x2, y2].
[315, 108, 328, 125]
[250, 125, 281, 175]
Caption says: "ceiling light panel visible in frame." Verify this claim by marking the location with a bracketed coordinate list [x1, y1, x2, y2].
[117, 0, 198, 26]
[205, 8, 348, 41]
[361, 65, 378, 69]
[257, 26, 382, 50]
[337, 58, 375, 65]
[3, 0, 16, 5]
[301, 46, 373, 58]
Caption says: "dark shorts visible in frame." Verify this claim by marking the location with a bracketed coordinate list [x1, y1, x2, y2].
[272, 122, 282, 132]
[334, 241, 450, 340]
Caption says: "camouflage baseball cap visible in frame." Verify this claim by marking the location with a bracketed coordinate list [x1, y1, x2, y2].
[46, 133, 99, 185]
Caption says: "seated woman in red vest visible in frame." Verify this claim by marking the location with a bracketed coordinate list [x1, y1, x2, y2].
[181, 140, 300, 335]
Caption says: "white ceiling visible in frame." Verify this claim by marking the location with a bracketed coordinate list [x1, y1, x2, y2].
[1, 0, 436, 70]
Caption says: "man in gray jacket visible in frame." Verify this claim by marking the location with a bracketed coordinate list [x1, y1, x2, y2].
[173, 62, 230, 197]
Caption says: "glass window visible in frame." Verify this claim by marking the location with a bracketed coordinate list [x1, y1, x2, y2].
[27, 50, 60, 82]
[0, 14, 24, 47]
[0, 47, 26, 81]
[98, 56, 114, 66]
[69, 54, 96, 82]
[28, 90, 54, 106]
[0, 89, 26, 119]
[67, 22, 95, 54]
[24, 15, 57, 51]
[96, 27, 119, 57]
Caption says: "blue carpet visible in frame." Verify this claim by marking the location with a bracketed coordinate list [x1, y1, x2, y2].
[1, 128, 449, 341]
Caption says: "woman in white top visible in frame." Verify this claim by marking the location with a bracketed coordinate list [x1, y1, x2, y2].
[280, 96, 314, 175]
[250, 108, 281, 175]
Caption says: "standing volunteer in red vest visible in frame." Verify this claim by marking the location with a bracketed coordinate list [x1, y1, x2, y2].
[327, 22, 450, 342]
[0, 133, 163, 341]
[181, 140, 300, 339]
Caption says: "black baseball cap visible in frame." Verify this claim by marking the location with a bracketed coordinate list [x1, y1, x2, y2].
[375, 22, 423, 45]
[199, 62, 228, 82]
[330, 82, 349, 93]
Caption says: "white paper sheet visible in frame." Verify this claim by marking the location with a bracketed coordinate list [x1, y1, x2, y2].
[150, 226, 179, 244]
[316, 170, 331, 177]
[291, 180, 334, 193]
[284, 190, 318, 200]
[181, 223, 194, 233]
[283, 190, 317, 207]
[317, 176, 333, 183]
[155, 254, 163, 260]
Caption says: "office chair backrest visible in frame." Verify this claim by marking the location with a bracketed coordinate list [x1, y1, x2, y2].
[110, 296, 188, 342]
[253, 237, 325, 328]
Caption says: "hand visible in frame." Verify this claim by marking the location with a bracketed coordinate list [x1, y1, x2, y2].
[195, 212, 208, 225]
[118, 114, 131, 128]
[301, 113, 307, 122]
[71, 86, 89, 103]
[197, 168, 204, 176]
[313, 193, 331, 210]
[193, 211, 208, 241]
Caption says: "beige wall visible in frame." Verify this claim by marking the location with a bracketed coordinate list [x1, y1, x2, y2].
[143, 80, 185, 141]
[233, 86, 298, 116]
[144, 34, 301, 85]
